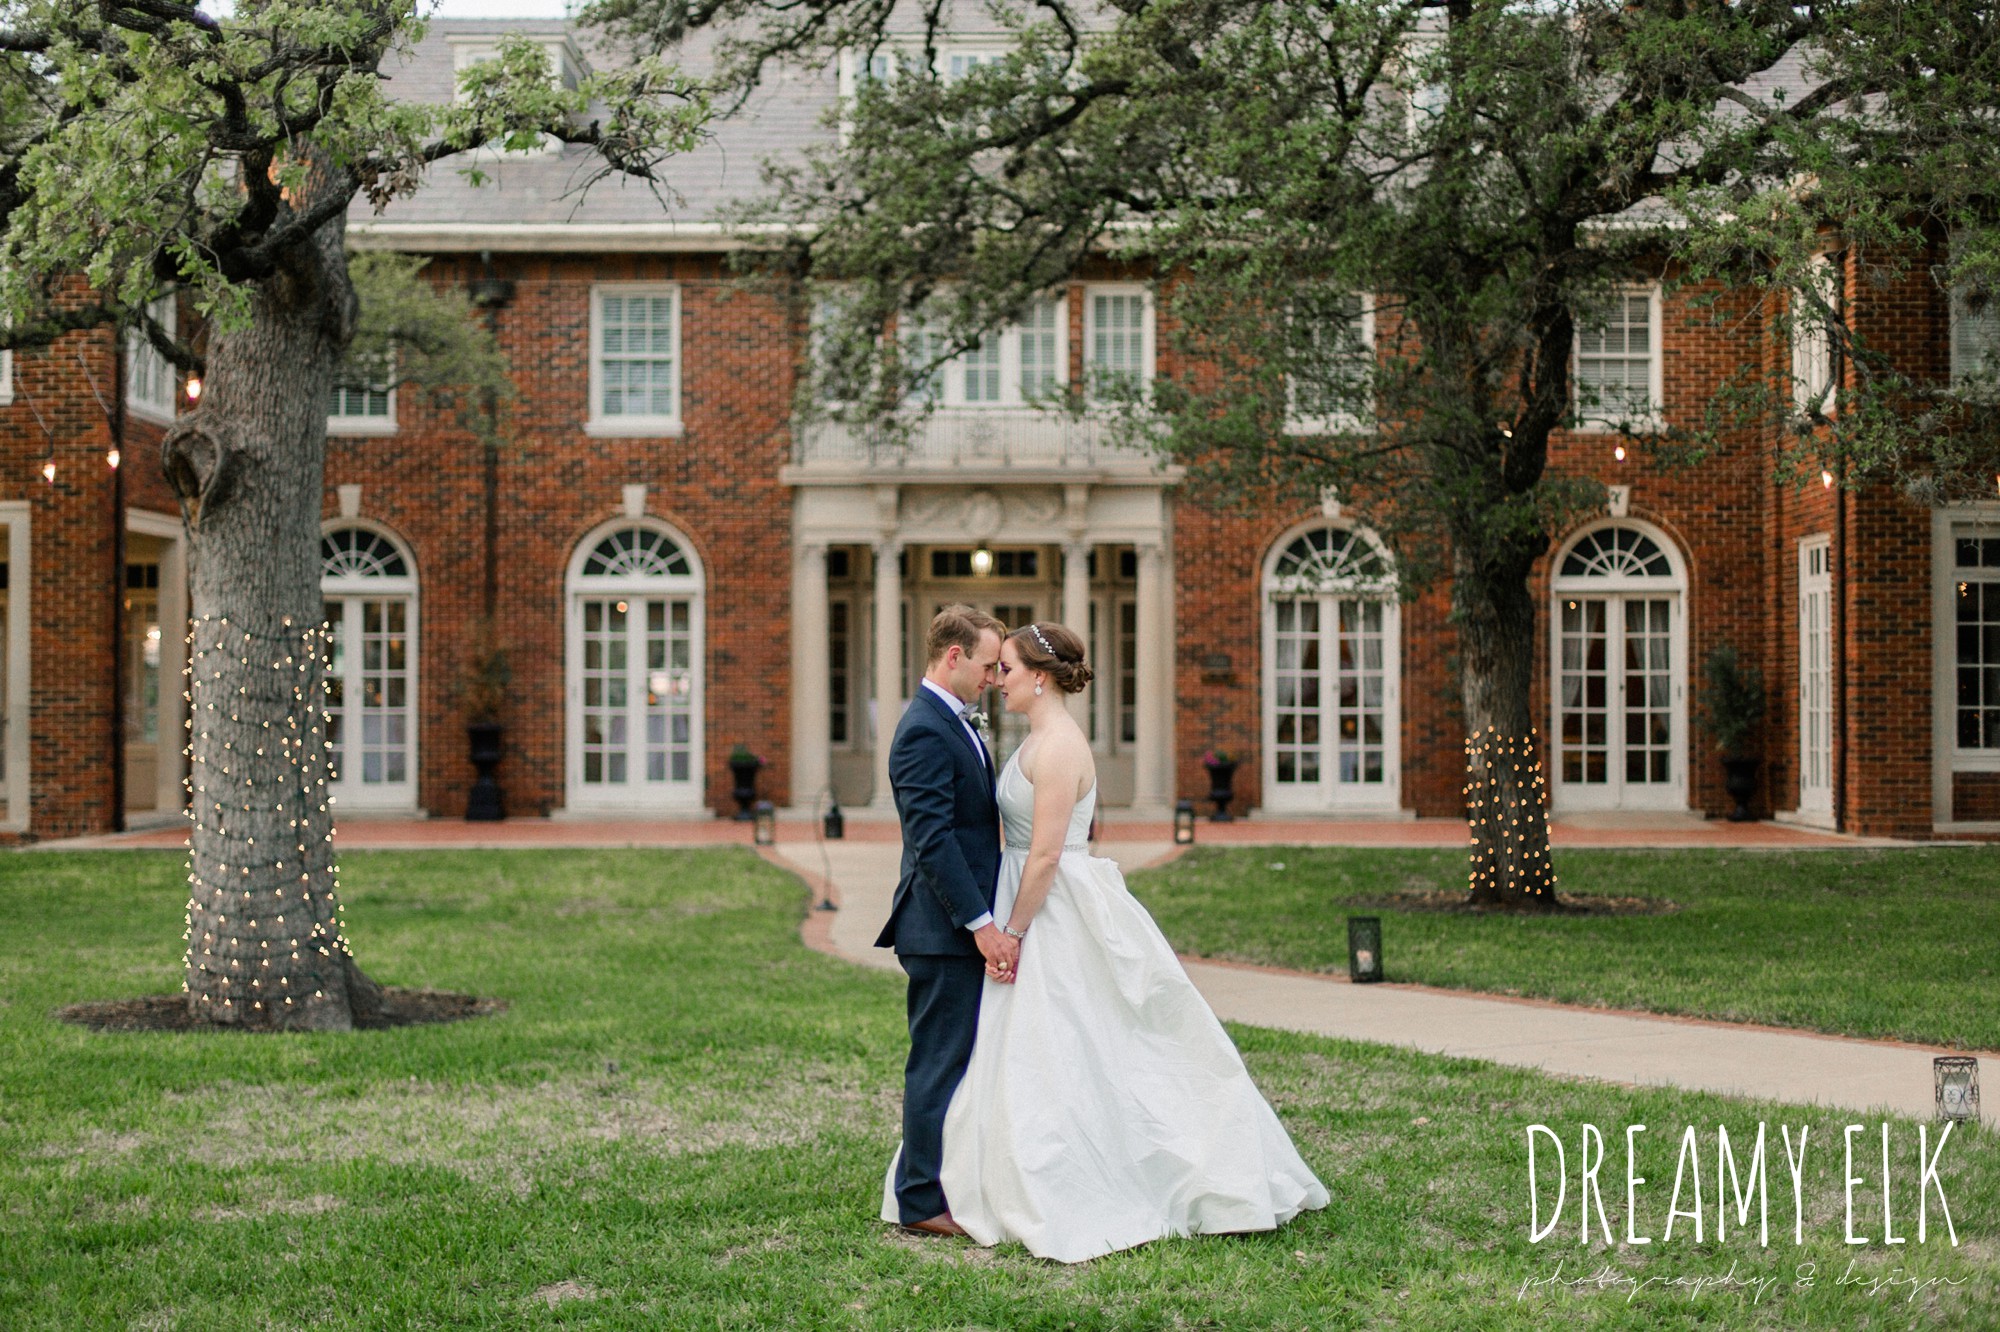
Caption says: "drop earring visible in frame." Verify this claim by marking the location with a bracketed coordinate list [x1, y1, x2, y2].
[1034, 679, 1044, 696]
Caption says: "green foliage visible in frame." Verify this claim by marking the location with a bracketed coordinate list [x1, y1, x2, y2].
[0, 1, 708, 361]
[343, 251, 512, 442]
[1700, 643, 1767, 758]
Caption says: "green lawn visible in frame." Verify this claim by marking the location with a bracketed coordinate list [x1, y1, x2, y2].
[1128, 846, 2000, 1051]
[0, 848, 1992, 1329]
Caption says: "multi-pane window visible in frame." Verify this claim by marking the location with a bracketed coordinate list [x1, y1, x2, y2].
[1798, 537, 1833, 818]
[1116, 600, 1138, 747]
[321, 527, 417, 806]
[1791, 255, 1840, 415]
[1575, 288, 1657, 428]
[592, 287, 680, 427]
[1085, 286, 1151, 400]
[329, 351, 394, 429]
[900, 299, 1065, 408]
[1289, 292, 1373, 430]
[1950, 234, 2000, 397]
[126, 296, 177, 421]
[1954, 531, 2000, 751]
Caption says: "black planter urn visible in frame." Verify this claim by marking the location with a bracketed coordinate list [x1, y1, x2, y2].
[1720, 756, 1761, 823]
[1203, 761, 1240, 822]
[728, 758, 763, 821]
[465, 720, 505, 822]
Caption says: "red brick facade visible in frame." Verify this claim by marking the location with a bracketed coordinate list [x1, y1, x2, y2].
[1, 239, 1991, 841]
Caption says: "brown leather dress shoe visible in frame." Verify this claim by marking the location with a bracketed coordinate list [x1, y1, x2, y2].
[900, 1212, 968, 1237]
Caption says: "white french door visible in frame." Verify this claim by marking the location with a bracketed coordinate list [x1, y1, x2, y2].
[1553, 594, 1682, 810]
[571, 594, 701, 809]
[1264, 593, 1399, 812]
[324, 595, 416, 809]
[1798, 538, 1833, 822]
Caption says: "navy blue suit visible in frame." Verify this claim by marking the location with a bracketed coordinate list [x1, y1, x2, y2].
[877, 684, 1000, 1224]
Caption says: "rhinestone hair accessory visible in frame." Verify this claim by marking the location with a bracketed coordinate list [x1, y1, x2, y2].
[1027, 623, 1057, 658]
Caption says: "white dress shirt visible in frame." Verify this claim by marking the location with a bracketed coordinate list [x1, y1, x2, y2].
[918, 676, 994, 933]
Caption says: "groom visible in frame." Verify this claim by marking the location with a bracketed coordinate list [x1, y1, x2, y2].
[876, 604, 1018, 1236]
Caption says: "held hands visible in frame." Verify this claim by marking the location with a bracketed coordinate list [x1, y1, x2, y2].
[973, 922, 1021, 984]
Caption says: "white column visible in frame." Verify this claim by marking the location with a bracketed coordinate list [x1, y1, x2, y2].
[789, 541, 830, 812]
[871, 537, 904, 810]
[1132, 542, 1171, 812]
[1062, 540, 1091, 725]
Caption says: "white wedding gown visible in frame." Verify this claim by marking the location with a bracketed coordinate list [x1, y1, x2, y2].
[881, 752, 1330, 1262]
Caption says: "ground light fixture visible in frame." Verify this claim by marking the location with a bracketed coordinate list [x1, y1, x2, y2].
[1173, 799, 1197, 845]
[1347, 916, 1384, 983]
[753, 801, 777, 846]
[822, 799, 844, 840]
[1935, 1056, 1980, 1122]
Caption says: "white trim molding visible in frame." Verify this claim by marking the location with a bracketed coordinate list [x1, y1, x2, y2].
[586, 283, 684, 437]
[1259, 516, 1404, 816]
[563, 515, 708, 814]
[1549, 517, 1689, 813]
[1933, 502, 2000, 831]
[0, 502, 27, 831]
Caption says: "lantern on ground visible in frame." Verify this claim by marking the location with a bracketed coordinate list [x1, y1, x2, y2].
[1936, 1056, 1980, 1122]
[1347, 916, 1384, 983]
[1173, 799, 1196, 845]
[753, 800, 777, 846]
[823, 799, 844, 840]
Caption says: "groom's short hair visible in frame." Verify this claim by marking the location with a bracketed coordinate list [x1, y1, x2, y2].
[926, 604, 1006, 664]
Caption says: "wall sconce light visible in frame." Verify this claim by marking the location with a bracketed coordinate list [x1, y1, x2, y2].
[1348, 916, 1384, 983]
[1936, 1056, 1980, 1122]
[106, 449, 121, 469]
[969, 545, 995, 577]
[185, 377, 202, 402]
[753, 800, 777, 846]
[1173, 798, 1196, 845]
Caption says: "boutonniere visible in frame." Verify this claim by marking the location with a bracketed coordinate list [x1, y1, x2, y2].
[961, 708, 989, 732]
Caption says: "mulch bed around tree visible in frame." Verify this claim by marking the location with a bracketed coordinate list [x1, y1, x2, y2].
[54, 989, 507, 1032]
[1349, 889, 1681, 917]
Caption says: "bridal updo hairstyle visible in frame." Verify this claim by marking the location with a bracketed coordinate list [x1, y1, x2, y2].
[1009, 622, 1093, 694]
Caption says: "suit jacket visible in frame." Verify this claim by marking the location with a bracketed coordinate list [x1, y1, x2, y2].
[875, 685, 1001, 956]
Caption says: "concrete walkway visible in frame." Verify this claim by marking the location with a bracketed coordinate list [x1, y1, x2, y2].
[773, 838, 1992, 1127]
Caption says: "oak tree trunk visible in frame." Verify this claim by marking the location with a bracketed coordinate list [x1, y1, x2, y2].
[167, 203, 379, 1029]
[1454, 543, 1560, 908]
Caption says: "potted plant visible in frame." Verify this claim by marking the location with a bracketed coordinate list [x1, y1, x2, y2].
[727, 743, 765, 821]
[460, 621, 511, 822]
[1700, 644, 1765, 822]
[1200, 748, 1240, 822]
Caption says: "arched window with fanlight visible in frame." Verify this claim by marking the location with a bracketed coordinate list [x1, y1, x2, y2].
[1550, 521, 1687, 811]
[1261, 521, 1401, 813]
[565, 520, 705, 812]
[321, 524, 418, 810]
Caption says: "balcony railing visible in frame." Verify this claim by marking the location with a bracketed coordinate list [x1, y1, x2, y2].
[792, 409, 1164, 474]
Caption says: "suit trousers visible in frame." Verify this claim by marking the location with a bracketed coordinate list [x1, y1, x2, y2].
[894, 952, 987, 1223]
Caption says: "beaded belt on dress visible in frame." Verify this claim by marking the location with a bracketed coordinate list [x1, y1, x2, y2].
[1005, 841, 1091, 853]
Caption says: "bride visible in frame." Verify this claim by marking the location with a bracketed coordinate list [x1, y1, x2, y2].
[891, 620, 1329, 1263]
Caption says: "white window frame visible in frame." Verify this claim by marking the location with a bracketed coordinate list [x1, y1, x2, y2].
[126, 296, 177, 425]
[1259, 518, 1403, 815]
[0, 502, 30, 832]
[1571, 283, 1663, 432]
[327, 351, 396, 435]
[1790, 253, 1841, 417]
[1948, 231, 2000, 399]
[1794, 534, 1834, 827]
[1932, 504, 2000, 831]
[1286, 293, 1375, 434]
[587, 283, 683, 437]
[900, 296, 1069, 410]
[320, 520, 420, 813]
[1082, 283, 1155, 404]
[563, 517, 707, 814]
[0, 347, 12, 407]
[1548, 518, 1688, 813]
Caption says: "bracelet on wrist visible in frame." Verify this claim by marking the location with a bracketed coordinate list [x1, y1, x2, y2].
[1000, 923, 1028, 939]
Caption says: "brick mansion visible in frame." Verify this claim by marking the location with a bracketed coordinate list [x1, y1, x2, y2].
[0, 19, 1995, 843]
